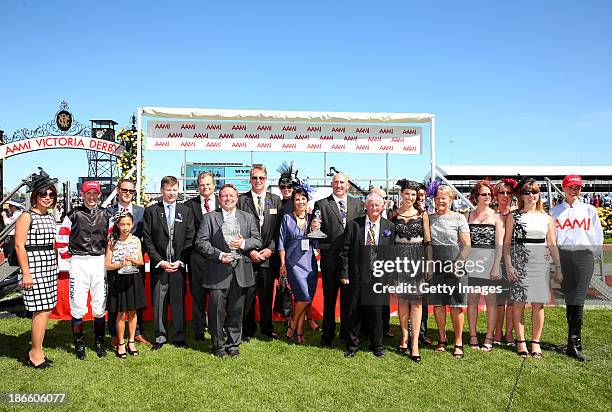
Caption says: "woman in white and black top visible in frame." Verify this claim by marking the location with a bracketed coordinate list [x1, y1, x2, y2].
[14, 179, 59, 369]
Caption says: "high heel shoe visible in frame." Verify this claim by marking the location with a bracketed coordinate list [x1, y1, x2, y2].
[307, 318, 320, 332]
[127, 340, 139, 356]
[481, 336, 494, 353]
[24, 351, 51, 369]
[469, 335, 480, 349]
[516, 340, 529, 358]
[285, 320, 296, 342]
[296, 333, 305, 345]
[397, 338, 408, 355]
[453, 345, 464, 359]
[410, 350, 421, 363]
[530, 340, 543, 359]
[116, 343, 127, 359]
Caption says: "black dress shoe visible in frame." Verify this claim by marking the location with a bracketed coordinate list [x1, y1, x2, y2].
[320, 338, 332, 348]
[212, 349, 227, 358]
[173, 341, 188, 348]
[264, 332, 279, 340]
[373, 349, 385, 358]
[194, 333, 206, 342]
[419, 335, 433, 346]
[242, 336, 252, 343]
[344, 349, 358, 358]
[384, 331, 394, 338]
[226, 348, 240, 358]
[24, 352, 51, 369]
[151, 342, 164, 351]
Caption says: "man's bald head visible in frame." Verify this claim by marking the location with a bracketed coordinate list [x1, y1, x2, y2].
[331, 173, 349, 197]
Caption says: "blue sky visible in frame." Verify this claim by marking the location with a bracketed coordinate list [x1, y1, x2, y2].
[2, 0, 611, 192]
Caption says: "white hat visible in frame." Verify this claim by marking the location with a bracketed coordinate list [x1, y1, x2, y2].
[6, 200, 25, 210]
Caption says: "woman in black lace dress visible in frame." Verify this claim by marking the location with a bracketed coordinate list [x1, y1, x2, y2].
[388, 179, 431, 362]
[464, 181, 503, 352]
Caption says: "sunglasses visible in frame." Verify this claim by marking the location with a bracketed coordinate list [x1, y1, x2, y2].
[251, 176, 266, 181]
[521, 190, 539, 196]
[478, 193, 492, 197]
[497, 191, 513, 196]
[279, 185, 292, 190]
[119, 188, 137, 194]
[38, 191, 56, 199]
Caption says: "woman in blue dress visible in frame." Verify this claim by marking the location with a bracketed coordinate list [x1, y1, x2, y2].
[278, 186, 318, 344]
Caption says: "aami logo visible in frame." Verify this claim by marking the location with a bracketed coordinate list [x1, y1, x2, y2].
[257, 142, 272, 149]
[206, 124, 222, 130]
[269, 134, 285, 139]
[154, 141, 169, 147]
[232, 142, 247, 148]
[155, 123, 170, 129]
[555, 218, 591, 230]
[168, 132, 182, 138]
[403, 145, 417, 152]
[218, 133, 234, 139]
[282, 143, 297, 149]
[232, 124, 247, 130]
[206, 141, 221, 148]
[391, 137, 404, 143]
[294, 134, 309, 140]
[282, 125, 297, 131]
[403, 129, 417, 135]
[180, 141, 195, 148]
[379, 128, 393, 134]
[368, 136, 382, 142]
[355, 144, 369, 151]
[307, 126, 322, 132]
[244, 133, 260, 139]
[378, 145, 393, 151]
[193, 133, 208, 138]
[319, 136, 334, 140]
[343, 136, 357, 141]
[356, 127, 369, 134]
[307, 143, 321, 150]
[257, 125, 272, 131]
[331, 144, 346, 150]
[331, 127, 346, 133]
[180, 123, 195, 130]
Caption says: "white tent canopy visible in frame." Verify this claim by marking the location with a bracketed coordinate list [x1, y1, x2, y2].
[141, 107, 433, 124]
[136, 107, 436, 204]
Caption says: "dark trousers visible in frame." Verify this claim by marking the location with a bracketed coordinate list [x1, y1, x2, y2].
[243, 266, 275, 337]
[420, 295, 429, 338]
[208, 275, 246, 351]
[189, 269, 208, 335]
[150, 269, 186, 344]
[321, 253, 350, 343]
[560, 249, 595, 336]
[347, 284, 383, 352]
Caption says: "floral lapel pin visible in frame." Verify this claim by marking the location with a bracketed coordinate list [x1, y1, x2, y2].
[175, 212, 184, 223]
[382, 229, 392, 238]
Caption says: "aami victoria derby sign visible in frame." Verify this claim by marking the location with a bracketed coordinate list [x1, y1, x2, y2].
[0, 136, 125, 158]
[146, 121, 422, 155]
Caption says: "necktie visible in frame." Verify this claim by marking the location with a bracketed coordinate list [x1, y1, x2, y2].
[166, 204, 173, 226]
[204, 198, 210, 213]
[256, 196, 263, 215]
[338, 200, 347, 226]
[367, 222, 376, 245]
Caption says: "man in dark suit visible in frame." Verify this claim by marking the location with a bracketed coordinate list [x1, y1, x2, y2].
[185, 171, 220, 341]
[312, 172, 364, 347]
[340, 192, 395, 358]
[107, 178, 149, 347]
[143, 176, 195, 350]
[195, 184, 262, 358]
[238, 165, 283, 340]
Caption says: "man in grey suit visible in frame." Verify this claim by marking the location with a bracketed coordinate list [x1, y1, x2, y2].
[195, 184, 262, 358]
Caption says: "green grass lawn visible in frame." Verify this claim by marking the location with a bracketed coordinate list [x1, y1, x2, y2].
[1, 307, 611, 411]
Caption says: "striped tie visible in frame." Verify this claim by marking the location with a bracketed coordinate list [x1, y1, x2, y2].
[367, 222, 376, 245]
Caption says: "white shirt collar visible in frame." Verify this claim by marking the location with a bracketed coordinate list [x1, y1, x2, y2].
[222, 208, 237, 219]
[332, 194, 348, 204]
[251, 190, 266, 202]
[118, 202, 133, 213]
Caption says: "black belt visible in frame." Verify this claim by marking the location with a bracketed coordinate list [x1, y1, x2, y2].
[25, 245, 54, 251]
[515, 238, 545, 244]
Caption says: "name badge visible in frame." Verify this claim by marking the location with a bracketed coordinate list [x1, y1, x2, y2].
[301, 239, 310, 251]
[269, 208, 277, 215]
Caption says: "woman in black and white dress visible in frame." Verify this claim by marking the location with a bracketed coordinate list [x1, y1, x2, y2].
[14, 179, 59, 368]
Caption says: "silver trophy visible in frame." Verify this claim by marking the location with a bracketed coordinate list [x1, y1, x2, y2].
[307, 210, 327, 239]
[222, 217, 242, 260]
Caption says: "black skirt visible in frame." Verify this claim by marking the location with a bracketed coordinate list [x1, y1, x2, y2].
[106, 269, 147, 312]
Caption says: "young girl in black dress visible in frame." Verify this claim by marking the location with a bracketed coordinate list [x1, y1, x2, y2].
[105, 212, 145, 358]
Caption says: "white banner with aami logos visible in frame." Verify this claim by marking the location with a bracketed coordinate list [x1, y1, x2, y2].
[146, 120, 422, 154]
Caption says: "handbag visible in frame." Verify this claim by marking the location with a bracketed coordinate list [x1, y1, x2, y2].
[273, 277, 293, 318]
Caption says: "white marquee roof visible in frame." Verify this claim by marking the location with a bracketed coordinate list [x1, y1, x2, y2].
[434, 165, 612, 177]
[141, 107, 433, 124]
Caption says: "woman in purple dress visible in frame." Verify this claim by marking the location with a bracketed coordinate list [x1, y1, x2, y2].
[278, 187, 319, 344]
